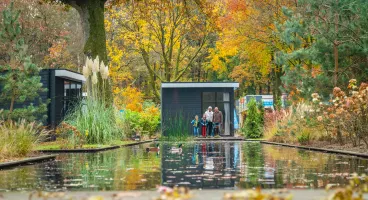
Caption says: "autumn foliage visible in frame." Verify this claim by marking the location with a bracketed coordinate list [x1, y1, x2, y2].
[313, 80, 368, 147]
[114, 86, 144, 112]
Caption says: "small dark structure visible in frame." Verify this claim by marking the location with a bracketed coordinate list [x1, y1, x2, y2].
[0, 69, 85, 127]
[161, 82, 239, 136]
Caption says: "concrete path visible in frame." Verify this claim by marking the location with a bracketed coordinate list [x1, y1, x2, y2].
[0, 189, 357, 200]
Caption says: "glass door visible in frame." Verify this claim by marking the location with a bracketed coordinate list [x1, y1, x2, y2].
[202, 92, 230, 135]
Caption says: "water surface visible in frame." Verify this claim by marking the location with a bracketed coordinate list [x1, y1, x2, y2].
[0, 141, 367, 191]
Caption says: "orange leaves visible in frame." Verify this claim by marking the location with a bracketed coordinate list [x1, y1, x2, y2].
[207, 0, 289, 87]
[114, 86, 144, 112]
[227, 0, 248, 13]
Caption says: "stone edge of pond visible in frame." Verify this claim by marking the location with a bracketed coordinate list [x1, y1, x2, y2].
[37, 145, 120, 153]
[261, 141, 368, 158]
[37, 140, 155, 153]
[120, 140, 155, 147]
[0, 154, 57, 169]
[194, 138, 244, 141]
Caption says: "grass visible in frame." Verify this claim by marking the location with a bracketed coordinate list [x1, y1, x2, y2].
[264, 104, 325, 144]
[161, 111, 191, 141]
[0, 120, 46, 160]
[35, 140, 138, 151]
[64, 98, 122, 145]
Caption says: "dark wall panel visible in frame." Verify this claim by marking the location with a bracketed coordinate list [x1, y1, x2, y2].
[54, 77, 64, 125]
[161, 87, 235, 136]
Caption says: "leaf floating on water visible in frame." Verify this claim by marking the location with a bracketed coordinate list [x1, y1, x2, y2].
[155, 186, 191, 200]
[224, 189, 292, 200]
[112, 192, 141, 198]
[29, 191, 66, 200]
[88, 196, 104, 200]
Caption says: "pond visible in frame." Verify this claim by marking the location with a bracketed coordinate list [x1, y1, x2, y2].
[0, 141, 367, 192]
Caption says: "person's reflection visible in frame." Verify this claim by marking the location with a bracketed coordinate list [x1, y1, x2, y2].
[192, 144, 199, 165]
[205, 142, 215, 172]
[198, 143, 205, 168]
[208, 142, 215, 157]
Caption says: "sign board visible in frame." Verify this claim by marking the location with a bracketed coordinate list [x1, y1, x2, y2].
[238, 95, 275, 112]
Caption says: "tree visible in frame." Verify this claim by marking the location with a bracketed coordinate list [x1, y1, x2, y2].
[299, 0, 368, 87]
[274, 8, 325, 102]
[208, 0, 296, 102]
[105, 0, 215, 101]
[243, 98, 262, 138]
[0, 3, 48, 121]
[0, 0, 84, 71]
[275, 0, 368, 101]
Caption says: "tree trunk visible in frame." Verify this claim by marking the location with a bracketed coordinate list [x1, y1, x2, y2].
[9, 93, 15, 116]
[336, 125, 343, 145]
[333, 2, 339, 86]
[148, 63, 160, 103]
[68, 0, 112, 104]
[72, 0, 108, 61]
[333, 43, 339, 87]
[273, 65, 283, 109]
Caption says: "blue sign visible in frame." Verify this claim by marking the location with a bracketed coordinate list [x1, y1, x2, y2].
[263, 101, 273, 107]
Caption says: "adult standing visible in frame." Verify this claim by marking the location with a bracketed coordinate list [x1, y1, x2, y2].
[213, 107, 223, 136]
[204, 106, 213, 137]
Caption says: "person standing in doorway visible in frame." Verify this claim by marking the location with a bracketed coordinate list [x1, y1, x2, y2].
[204, 106, 213, 137]
[213, 107, 223, 136]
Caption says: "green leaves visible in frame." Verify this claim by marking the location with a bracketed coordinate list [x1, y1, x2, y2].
[243, 98, 263, 139]
[0, 2, 48, 122]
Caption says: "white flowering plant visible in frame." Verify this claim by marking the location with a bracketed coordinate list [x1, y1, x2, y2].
[82, 56, 110, 102]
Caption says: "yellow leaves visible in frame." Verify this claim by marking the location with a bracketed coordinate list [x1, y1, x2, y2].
[206, 0, 294, 87]
[114, 86, 144, 112]
[210, 53, 226, 72]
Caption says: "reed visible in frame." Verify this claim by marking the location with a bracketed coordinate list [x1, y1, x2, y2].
[161, 111, 192, 141]
[64, 98, 121, 145]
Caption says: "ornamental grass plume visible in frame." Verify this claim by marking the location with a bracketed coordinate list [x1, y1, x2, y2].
[100, 61, 109, 80]
[92, 72, 98, 85]
[87, 57, 94, 72]
[92, 56, 100, 73]
[82, 64, 90, 78]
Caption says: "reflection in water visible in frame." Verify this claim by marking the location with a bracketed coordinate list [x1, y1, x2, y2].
[162, 142, 241, 189]
[0, 142, 367, 191]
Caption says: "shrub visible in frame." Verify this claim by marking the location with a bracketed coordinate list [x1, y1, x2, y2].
[63, 98, 121, 145]
[312, 80, 368, 147]
[56, 122, 85, 149]
[0, 119, 46, 159]
[265, 103, 325, 144]
[118, 103, 161, 139]
[297, 129, 311, 145]
[121, 109, 141, 138]
[243, 98, 263, 138]
[139, 106, 160, 137]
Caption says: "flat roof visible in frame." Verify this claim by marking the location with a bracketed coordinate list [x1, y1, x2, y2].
[55, 69, 86, 83]
[161, 82, 239, 88]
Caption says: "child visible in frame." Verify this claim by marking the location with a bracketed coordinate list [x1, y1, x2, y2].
[200, 115, 208, 138]
[191, 115, 200, 137]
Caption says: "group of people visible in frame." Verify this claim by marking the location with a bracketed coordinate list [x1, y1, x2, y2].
[191, 106, 223, 137]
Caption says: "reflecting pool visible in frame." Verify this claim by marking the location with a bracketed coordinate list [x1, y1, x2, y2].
[0, 141, 367, 191]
